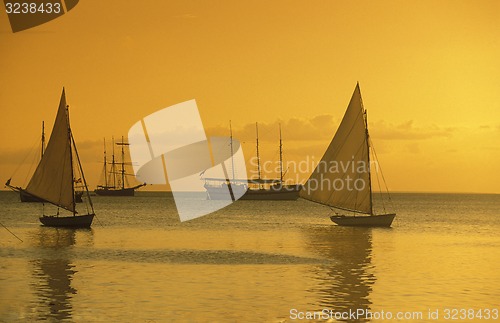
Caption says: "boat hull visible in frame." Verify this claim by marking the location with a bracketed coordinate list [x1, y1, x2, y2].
[240, 185, 302, 200]
[94, 187, 135, 196]
[205, 184, 302, 201]
[39, 214, 95, 228]
[330, 213, 396, 227]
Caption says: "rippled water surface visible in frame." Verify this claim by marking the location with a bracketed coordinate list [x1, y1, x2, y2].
[1, 191, 499, 322]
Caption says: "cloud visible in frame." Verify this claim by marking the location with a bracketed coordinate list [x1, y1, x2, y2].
[370, 120, 455, 140]
[205, 115, 339, 142]
[205, 117, 464, 143]
[0, 147, 39, 165]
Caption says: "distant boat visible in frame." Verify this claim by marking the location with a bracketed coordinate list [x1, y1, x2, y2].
[11, 121, 84, 203]
[240, 123, 301, 200]
[94, 136, 146, 196]
[300, 83, 396, 227]
[204, 122, 302, 200]
[6, 88, 95, 227]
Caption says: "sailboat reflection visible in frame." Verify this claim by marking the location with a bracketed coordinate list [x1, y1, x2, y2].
[29, 227, 93, 321]
[303, 226, 375, 320]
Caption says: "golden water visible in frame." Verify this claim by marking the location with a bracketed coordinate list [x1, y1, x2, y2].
[1, 192, 499, 322]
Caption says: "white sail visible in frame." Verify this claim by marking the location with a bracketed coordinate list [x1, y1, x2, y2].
[26, 89, 75, 213]
[301, 84, 372, 214]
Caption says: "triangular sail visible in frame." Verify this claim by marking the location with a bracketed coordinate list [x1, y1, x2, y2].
[301, 84, 372, 214]
[25, 89, 75, 213]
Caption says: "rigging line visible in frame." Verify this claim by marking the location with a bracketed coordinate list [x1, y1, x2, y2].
[71, 133, 94, 215]
[58, 139, 70, 211]
[372, 144, 386, 214]
[10, 136, 39, 184]
[0, 222, 23, 242]
[23, 143, 40, 186]
[94, 214, 105, 227]
[369, 137, 394, 209]
[352, 137, 369, 213]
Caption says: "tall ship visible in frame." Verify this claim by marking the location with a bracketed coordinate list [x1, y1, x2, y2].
[94, 136, 146, 196]
[6, 88, 95, 227]
[204, 122, 302, 200]
[301, 83, 396, 227]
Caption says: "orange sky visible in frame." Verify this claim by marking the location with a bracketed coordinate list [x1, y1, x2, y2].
[1, 1, 499, 193]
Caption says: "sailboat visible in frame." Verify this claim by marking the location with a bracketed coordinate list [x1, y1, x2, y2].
[240, 123, 302, 200]
[6, 88, 95, 227]
[94, 136, 146, 196]
[203, 122, 302, 200]
[10, 121, 83, 203]
[300, 83, 396, 227]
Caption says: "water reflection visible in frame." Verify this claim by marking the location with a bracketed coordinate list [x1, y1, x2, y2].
[304, 226, 375, 321]
[29, 227, 93, 321]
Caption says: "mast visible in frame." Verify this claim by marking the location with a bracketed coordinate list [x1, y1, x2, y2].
[120, 135, 125, 189]
[115, 136, 130, 190]
[103, 138, 108, 188]
[361, 88, 373, 216]
[279, 123, 283, 182]
[65, 100, 76, 216]
[111, 136, 116, 188]
[41, 121, 45, 158]
[255, 122, 261, 180]
[229, 121, 235, 180]
[72, 133, 95, 214]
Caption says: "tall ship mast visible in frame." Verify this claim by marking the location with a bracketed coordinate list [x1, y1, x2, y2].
[203, 122, 302, 200]
[95, 135, 146, 196]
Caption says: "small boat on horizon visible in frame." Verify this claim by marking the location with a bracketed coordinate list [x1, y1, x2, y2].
[300, 83, 396, 227]
[6, 88, 95, 228]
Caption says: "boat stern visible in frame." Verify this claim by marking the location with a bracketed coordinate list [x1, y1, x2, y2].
[330, 213, 396, 227]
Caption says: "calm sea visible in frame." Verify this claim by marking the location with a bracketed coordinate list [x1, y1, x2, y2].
[0, 191, 499, 322]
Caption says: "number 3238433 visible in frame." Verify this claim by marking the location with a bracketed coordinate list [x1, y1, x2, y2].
[5, 2, 62, 14]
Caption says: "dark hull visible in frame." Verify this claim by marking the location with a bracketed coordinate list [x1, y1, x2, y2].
[39, 213, 95, 228]
[94, 187, 135, 196]
[205, 184, 302, 201]
[330, 213, 396, 228]
[240, 185, 302, 200]
[20, 189, 83, 203]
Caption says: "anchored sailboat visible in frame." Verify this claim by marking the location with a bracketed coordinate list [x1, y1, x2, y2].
[94, 136, 146, 196]
[240, 123, 301, 200]
[203, 122, 302, 200]
[6, 88, 95, 227]
[301, 84, 395, 227]
[9, 121, 83, 203]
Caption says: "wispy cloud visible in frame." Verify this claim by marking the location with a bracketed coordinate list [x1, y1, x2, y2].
[206, 117, 463, 142]
[370, 120, 455, 140]
[205, 115, 338, 142]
